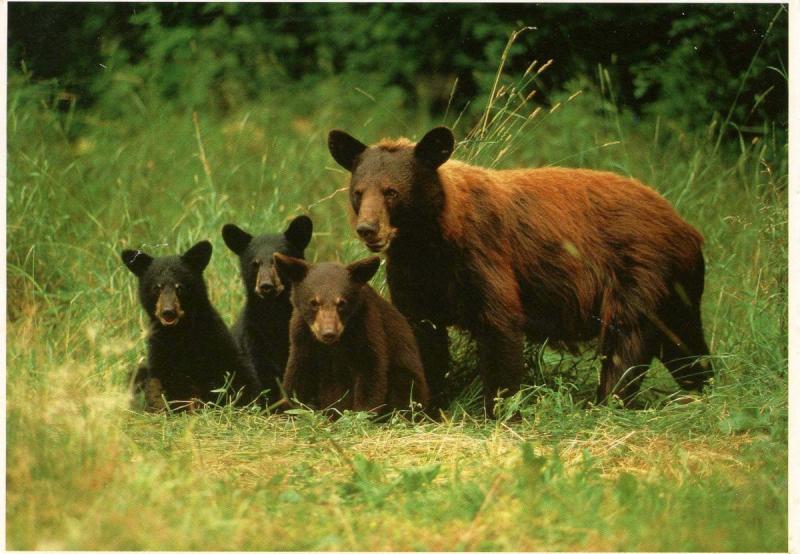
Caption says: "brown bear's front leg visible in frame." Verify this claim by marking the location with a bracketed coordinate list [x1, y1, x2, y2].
[476, 327, 524, 416]
[318, 379, 353, 413]
[597, 320, 658, 406]
[281, 341, 319, 408]
[412, 321, 450, 410]
[352, 362, 389, 413]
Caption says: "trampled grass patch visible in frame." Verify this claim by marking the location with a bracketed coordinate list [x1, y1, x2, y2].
[6, 60, 787, 550]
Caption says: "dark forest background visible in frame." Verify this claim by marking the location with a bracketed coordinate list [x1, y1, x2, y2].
[8, 3, 788, 134]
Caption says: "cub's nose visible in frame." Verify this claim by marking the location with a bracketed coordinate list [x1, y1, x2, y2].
[356, 222, 378, 241]
[321, 330, 339, 343]
[160, 309, 177, 320]
[258, 282, 274, 295]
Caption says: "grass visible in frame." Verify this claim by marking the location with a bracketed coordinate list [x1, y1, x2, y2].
[5, 55, 788, 551]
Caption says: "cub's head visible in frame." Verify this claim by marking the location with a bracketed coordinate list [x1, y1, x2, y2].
[273, 254, 381, 345]
[121, 241, 213, 328]
[222, 215, 313, 300]
[327, 126, 455, 252]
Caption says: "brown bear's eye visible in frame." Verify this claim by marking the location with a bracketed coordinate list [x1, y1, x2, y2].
[152, 283, 162, 293]
[309, 298, 320, 310]
[384, 188, 399, 200]
[251, 260, 260, 269]
[336, 298, 348, 310]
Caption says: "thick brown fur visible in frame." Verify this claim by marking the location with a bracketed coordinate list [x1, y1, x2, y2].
[328, 127, 713, 410]
[274, 254, 430, 415]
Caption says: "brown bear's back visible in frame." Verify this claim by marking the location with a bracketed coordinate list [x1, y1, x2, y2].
[436, 161, 705, 340]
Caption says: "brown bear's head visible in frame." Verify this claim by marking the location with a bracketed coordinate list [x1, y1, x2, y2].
[327, 126, 454, 253]
[273, 253, 381, 345]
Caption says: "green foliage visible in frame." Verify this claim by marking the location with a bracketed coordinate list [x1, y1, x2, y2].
[5, 13, 787, 549]
[8, 3, 788, 131]
[630, 5, 788, 131]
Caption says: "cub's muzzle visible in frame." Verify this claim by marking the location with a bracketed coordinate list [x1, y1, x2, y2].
[311, 308, 343, 345]
[255, 264, 284, 298]
[155, 287, 184, 327]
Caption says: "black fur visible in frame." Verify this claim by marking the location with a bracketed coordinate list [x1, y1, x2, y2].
[328, 130, 367, 171]
[122, 241, 261, 411]
[222, 215, 313, 402]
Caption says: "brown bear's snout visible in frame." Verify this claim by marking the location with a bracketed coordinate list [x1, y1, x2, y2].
[353, 191, 397, 252]
[311, 308, 343, 345]
[357, 221, 391, 252]
[355, 215, 397, 253]
[356, 221, 378, 241]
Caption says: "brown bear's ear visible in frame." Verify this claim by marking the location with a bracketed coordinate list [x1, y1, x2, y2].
[414, 126, 454, 169]
[346, 256, 381, 285]
[284, 215, 313, 252]
[221, 224, 253, 255]
[121, 249, 153, 277]
[273, 252, 309, 283]
[328, 130, 367, 171]
[182, 240, 213, 273]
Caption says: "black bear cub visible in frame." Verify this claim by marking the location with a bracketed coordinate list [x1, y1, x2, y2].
[121, 241, 262, 411]
[273, 253, 430, 414]
[221, 215, 313, 402]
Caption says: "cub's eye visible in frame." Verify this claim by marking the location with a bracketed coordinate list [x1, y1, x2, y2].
[251, 260, 260, 269]
[309, 298, 321, 309]
[174, 283, 182, 291]
[152, 283, 162, 293]
[352, 190, 363, 202]
[336, 298, 348, 310]
[383, 188, 399, 200]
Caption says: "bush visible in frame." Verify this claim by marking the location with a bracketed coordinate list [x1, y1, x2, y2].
[8, 3, 788, 132]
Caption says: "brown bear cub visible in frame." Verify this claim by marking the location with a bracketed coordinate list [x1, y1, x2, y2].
[328, 126, 713, 410]
[273, 253, 429, 414]
[122, 241, 262, 412]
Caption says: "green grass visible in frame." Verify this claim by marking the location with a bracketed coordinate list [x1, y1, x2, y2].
[6, 62, 787, 551]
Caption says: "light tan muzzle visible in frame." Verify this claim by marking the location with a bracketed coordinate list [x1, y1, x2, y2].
[155, 286, 184, 327]
[354, 191, 397, 252]
[255, 263, 284, 297]
[310, 308, 344, 344]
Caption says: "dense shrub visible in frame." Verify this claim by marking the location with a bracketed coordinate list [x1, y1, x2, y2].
[8, 3, 787, 131]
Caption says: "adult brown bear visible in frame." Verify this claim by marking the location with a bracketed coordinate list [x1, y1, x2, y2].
[328, 126, 712, 411]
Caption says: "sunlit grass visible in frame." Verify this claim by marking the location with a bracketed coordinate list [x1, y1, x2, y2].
[5, 58, 787, 551]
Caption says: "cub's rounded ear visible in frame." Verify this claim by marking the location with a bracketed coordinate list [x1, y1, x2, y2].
[182, 240, 213, 273]
[273, 252, 309, 283]
[414, 126, 454, 169]
[328, 130, 367, 171]
[121, 249, 153, 277]
[221, 223, 253, 255]
[347, 256, 381, 285]
[284, 215, 313, 252]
